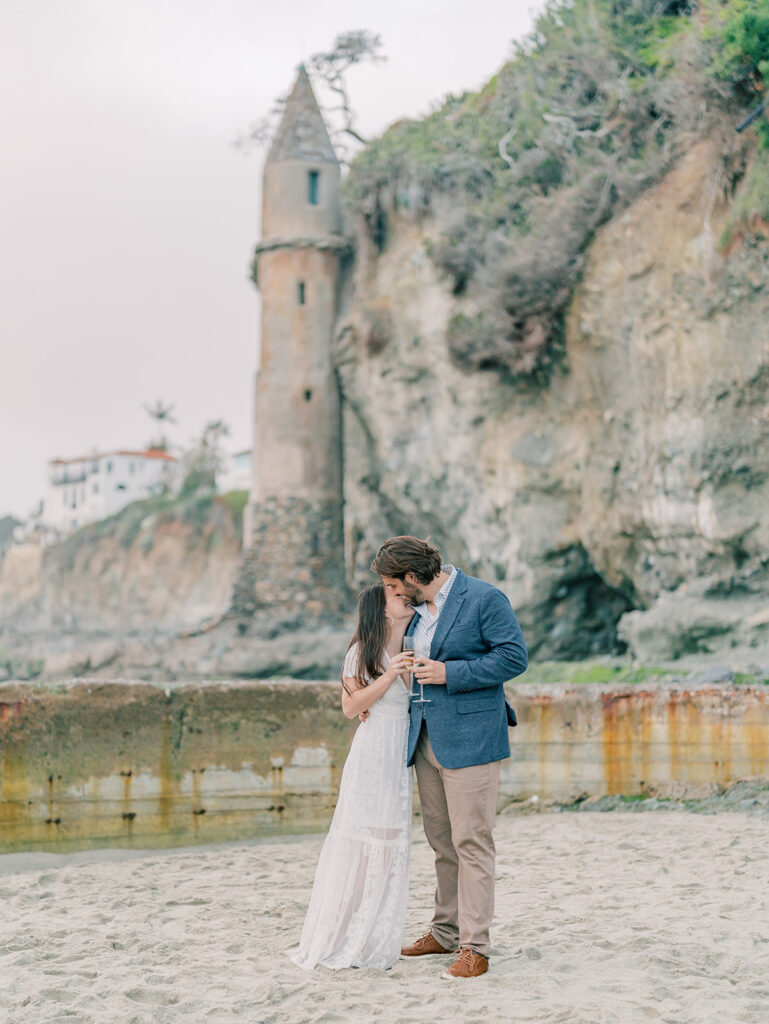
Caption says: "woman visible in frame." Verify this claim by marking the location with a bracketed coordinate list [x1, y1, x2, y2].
[287, 583, 415, 970]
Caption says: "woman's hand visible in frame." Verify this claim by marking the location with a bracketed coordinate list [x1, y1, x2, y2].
[387, 651, 414, 679]
[344, 652, 413, 720]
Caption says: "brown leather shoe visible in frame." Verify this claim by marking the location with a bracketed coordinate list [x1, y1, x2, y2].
[400, 931, 454, 956]
[441, 946, 489, 979]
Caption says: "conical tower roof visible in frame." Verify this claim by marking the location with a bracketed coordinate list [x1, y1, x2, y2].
[266, 65, 338, 165]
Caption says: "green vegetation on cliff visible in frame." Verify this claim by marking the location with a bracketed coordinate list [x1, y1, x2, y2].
[0, 515, 21, 553]
[53, 490, 247, 572]
[345, 0, 769, 378]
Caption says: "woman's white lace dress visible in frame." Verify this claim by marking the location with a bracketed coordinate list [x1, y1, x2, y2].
[287, 644, 412, 970]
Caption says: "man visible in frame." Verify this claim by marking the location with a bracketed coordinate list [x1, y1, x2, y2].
[370, 536, 528, 980]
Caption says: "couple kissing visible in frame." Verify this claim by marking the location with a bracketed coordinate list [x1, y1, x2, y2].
[287, 535, 528, 979]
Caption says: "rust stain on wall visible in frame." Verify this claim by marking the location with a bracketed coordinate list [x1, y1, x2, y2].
[0, 700, 24, 725]
[601, 693, 635, 795]
[538, 701, 553, 797]
[707, 695, 732, 789]
[638, 692, 654, 791]
[667, 694, 684, 783]
[746, 698, 769, 778]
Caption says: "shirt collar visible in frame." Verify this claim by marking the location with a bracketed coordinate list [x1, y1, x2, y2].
[415, 564, 457, 618]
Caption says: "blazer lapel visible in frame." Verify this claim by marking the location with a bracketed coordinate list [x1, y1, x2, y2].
[430, 570, 467, 660]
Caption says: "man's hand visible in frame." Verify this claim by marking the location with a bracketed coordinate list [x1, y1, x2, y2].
[413, 658, 447, 686]
[358, 709, 370, 722]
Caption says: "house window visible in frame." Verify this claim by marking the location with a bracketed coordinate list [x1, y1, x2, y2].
[91, 461, 99, 473]
[298, 281, 306, 305]
[116, 483, 127, 491]
[308, 170, 320, 205]
[106, 461, 112, 473]
[93, 483, 99, 494]
[129, 462, 134, 475]
[304, 389, 312, 402]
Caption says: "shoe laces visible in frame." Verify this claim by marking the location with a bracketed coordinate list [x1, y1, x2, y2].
[455, 946, 477, 966]
[415, 931, 434, 949]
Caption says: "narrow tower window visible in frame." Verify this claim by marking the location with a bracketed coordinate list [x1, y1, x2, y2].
[298, 281, 306, 305]
[308, 170, 320, 206]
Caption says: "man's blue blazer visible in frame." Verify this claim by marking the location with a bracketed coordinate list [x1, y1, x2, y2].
[406, 569, 528, 769]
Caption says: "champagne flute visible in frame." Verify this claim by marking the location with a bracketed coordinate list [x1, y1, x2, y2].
[414, 639, 432, 705]
[402, 635, 418, 697]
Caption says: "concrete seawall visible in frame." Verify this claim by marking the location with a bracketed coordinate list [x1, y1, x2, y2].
[1, 678, 768, 852]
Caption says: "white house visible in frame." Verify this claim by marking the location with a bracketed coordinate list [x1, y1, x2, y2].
[217, 449, 252, 494]
[45, 449, 178, 534]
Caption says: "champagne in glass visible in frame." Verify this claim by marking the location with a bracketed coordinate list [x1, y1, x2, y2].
[414, 639, 432, 704]
[402, 635, 418, 697]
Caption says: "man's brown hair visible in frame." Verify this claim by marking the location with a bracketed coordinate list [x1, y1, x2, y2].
[370, 536, 442, 584]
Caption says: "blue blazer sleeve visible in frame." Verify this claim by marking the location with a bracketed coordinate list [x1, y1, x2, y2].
[444, 588, 528, 694]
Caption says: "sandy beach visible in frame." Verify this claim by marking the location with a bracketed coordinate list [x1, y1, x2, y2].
[1, 811, 768, 1024]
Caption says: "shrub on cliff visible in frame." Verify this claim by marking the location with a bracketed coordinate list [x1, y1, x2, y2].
[725, 5, 769, 73]
[712, 0, 769, 119]
[345, 0, 766, 378]
[179, 420, 231, 496]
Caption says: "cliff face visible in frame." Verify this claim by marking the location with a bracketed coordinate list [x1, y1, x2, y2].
[0, 493, 356, 682]
[0, 495, 243, 635]
[569, 140, 769, 603]
[337, 139, 769, 663]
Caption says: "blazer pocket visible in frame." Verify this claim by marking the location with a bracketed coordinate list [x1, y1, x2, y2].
[456, 699, 498, 714]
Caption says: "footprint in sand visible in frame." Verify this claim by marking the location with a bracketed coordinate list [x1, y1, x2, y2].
[37, 987, 74, 1002]
[125, 987, 180, 1005]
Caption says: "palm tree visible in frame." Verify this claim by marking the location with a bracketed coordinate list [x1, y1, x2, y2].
[143, 399, 176, 451]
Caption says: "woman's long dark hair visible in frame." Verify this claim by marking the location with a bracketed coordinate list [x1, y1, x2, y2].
[341, 583, 387, 695]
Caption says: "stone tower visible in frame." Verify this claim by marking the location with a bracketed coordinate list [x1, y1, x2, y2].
[242, 66, 349, 621]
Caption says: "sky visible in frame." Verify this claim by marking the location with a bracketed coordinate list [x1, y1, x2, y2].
[0, 0, 543, 520]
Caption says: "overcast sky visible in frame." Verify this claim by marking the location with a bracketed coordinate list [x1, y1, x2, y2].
[0, 0, 543, 519]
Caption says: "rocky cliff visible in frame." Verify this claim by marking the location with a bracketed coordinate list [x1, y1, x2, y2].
[336, 138, 769, 666]
[0, 494, 247, 679]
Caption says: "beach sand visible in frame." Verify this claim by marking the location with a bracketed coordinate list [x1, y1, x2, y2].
[1, 811, 768, 1024]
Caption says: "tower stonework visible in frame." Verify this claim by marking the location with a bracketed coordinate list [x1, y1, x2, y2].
[243, 67, 349, 621]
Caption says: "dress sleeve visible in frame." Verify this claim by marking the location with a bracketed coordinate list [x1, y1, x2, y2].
[342, 643, 360, 681]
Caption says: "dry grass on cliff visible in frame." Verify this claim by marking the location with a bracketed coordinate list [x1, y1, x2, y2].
[344, 0, 769, 380]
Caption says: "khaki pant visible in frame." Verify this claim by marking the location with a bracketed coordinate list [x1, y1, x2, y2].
[414, 723, 501, 955]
